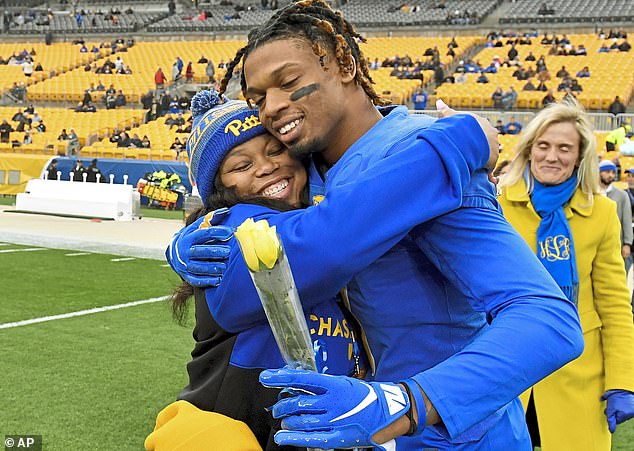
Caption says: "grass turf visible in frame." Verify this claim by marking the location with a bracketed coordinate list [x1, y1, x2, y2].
[0, 244, 192, 450]
[1, 242, 633, 449]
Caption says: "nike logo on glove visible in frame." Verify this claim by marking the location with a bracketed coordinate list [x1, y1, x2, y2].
[330, 382, 378, 422]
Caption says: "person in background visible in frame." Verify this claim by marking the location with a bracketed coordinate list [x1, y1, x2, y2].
[499, 100, 634, 451]
[411, 87, 428, 110]
[85, 159, 105, 183]
[504, 116, 523, 135]
[45, 158, 59, 180]
[598, 160, 633, 272]
[164, 2, 584, 449]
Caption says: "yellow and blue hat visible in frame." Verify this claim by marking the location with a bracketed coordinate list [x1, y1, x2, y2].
[186, 90, 266, 205]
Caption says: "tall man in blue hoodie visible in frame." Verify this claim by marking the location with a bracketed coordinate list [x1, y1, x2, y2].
[167, 1, 584, 449]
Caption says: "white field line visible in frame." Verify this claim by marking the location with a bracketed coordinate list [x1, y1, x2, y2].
[110, 257, 136, 262]
[0, 296, 170, 330]
[0, 247, 47, 254]
[0, 243, 11, 246]
[161, 264, 171, 267]
[65, 252, 92, 257]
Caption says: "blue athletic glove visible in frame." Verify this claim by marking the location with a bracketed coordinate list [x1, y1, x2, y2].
[260, 368, 410, 450]
[165, 208, 233, 287]
[601, 390, 634, 433]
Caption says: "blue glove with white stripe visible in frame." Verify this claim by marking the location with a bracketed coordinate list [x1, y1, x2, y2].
[260, 368, 410, 450]
[165, 208, 233, 287]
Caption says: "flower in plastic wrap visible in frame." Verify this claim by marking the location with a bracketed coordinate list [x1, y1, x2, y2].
[234, 217, 317, 371]
[234, 217, 281, 271]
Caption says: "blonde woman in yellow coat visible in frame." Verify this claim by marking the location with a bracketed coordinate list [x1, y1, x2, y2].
[498, 100, 634, 451]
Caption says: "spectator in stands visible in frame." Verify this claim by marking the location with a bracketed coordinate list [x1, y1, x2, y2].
[170, 137, 185, 159]
[556, 65, 569, 78]
[155, 67, 167, 91]
[570, 79, 583, 93]
[205, 61, 215, 83]
[105, 92, 117, 109]
[477, 71, 489, 83]
[557, 77, 572, 92]
[141, 136, 151, 148]
[608, 96, 627, 116]
[82, 89, 93, 107]
[67, 129, 79, 156]
[169, 96, 180, 114]
[369, 58, 380, 70]
[610, 39, 620, 50]
[504, 117, 522, 135]
[495, 119, 506, 135]
[502, 86, 518, 110]
[507, 44, 518, 61]
[22, 59, 33, 77]
[536, 55, 547, 73]
[130, 134, 143, 148]
[141, 90, 154, 110]
[109, 128, 121, 145]
[80, 44, 88, 53]
[525, 51, 536, 61]
[117, 131, 131, 148]
[619, 40, 631, 52]
[492, 86, 504, 108]
[575, 45, 587, 56]
[523, 78, 536, 91]
[185, 62, 194, 83]
[576, 66, 590, 78]
[599, 42, 610, 53]
[115, 90, 127, 108]
[172, 62, 181, 85]
[0, 119, 13, 143]
[455, 72, 467, 84]
[168, 0, 176, 15]
[34, 121, 46, 133]
[85, 159, 104, 183]
[45, 159, 59, 180]
[482, 61, 498, 74]
[58, 129, 69, 141]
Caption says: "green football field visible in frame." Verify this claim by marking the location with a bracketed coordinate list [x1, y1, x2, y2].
[1, 241, 633, 450]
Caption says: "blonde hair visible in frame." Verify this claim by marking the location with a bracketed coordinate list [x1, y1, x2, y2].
[501, 98, 599, 200]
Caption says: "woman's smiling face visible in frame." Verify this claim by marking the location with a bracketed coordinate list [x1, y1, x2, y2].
[219, 133, 307, 207]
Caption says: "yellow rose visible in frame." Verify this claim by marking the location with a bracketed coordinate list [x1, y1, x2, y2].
[235, 218, 281, 272]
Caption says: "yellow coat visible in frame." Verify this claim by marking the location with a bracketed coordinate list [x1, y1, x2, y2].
[499, 179, 634, 451]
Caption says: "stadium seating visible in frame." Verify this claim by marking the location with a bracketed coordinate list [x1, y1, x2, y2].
[0, 107, 144, 155]
[436, 34, 634, 110]
[501, 0, 634, 24]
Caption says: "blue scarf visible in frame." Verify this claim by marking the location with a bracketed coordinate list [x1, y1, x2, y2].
[529, 171, 579, 305]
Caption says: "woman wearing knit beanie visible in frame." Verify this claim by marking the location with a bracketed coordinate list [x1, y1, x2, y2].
[150, 87, 495, 450]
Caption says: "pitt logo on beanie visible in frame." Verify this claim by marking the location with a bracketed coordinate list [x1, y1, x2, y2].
[186, 89, 266, 206]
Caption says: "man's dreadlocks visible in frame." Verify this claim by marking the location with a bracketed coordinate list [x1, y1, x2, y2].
[219, 0, 389, 106]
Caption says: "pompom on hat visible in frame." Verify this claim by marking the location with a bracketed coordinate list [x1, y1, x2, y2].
[186, 89, 266, 206]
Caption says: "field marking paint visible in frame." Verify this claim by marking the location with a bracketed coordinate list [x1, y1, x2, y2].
[65, 252, 92, 257]
[110, 257, 136, 262]
[0, 296, 170, 330]
[0, 243, 11, 246]
[161, 264, 171, 267]
[0, 247, 46, 254]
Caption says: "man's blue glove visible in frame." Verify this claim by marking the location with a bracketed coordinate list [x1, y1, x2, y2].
[165, 208, 233, 287]
[601, 390, 634, 433]
[260, 368, 410, 450]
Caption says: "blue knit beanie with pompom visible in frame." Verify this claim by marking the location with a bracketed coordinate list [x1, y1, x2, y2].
[186, 89, 266, 206]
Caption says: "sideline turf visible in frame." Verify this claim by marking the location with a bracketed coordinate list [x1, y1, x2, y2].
[1, 243, 632, 449]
